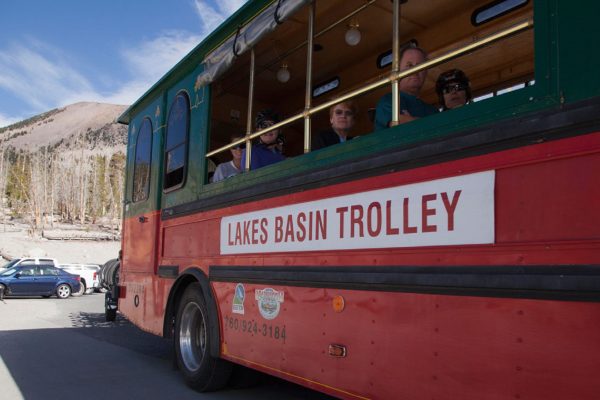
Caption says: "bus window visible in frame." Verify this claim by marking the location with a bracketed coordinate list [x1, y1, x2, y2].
[132, 117, 152, 202]
[164, 92, 190, 191]
[204, 0, 534, 178]
[206, 15, 309, 177]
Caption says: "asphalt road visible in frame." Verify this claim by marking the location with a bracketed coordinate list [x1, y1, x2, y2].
[0, 293, 335, 400]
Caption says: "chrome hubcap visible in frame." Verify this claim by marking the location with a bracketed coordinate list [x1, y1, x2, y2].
[179, 301, 207, 372]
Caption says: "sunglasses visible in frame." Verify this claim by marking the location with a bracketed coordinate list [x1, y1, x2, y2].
[231, 144, 245, 150]
[334, 109, 354, 117]
[443, 83, 467, 94]
[258, 120, 276, 129]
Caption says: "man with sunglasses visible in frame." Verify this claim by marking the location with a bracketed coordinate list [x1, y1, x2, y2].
[212, 135, 244, 182]
[314, 101, 358, 150]
[435, 69, 472, 111]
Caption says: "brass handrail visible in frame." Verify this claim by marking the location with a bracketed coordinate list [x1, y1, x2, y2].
[205, 19, 533, 159]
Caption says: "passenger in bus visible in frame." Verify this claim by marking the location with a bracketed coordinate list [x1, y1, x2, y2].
[436, 69, 472, 110]
[241, 109, 285, 170]
[313, 101, 358, 150]
[374, 46, 437, 130]
[212, 135, 244, 182]
[206, 157, 216, 182]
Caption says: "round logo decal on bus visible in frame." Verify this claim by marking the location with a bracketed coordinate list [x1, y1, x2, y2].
[255, 288, 285, 320]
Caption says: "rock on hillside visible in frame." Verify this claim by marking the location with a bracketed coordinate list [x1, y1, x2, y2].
[0, 102, 128, 154]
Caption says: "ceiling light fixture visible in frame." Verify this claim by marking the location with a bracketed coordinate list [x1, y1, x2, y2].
[276, 63, 290, 83]
[345, 20, 362, 46]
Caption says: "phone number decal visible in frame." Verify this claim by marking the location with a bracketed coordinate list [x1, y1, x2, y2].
[224, 315, 286, 343]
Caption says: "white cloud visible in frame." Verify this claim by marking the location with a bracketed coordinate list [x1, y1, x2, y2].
[0, 1, 246, 125]
[193, 0, 247, 35]
[0, 40, 95, 112]
[101, 0, 246, 106]
[218, 0, 248, 16]
[0, 31, 201, 118]
[122, 31, 202, 84]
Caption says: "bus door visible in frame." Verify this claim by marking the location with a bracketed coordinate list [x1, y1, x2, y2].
[123, 105, 164, 274]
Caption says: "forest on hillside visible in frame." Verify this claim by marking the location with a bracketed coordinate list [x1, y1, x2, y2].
[0, 146, 125, 233]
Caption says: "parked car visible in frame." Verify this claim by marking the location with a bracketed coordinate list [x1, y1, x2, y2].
[57, 264, 100, 296]
[0, 264, 81, 299]
[1, 257, 59, 269]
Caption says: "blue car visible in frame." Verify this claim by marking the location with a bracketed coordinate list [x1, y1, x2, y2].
[0, 264, 81, 299]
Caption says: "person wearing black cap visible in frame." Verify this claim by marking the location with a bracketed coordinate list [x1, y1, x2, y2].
[436, 69, 472, 111]
[241, 109, 285, 170]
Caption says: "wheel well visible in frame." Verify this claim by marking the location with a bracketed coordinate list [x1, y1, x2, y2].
[164, 274, 197, 338]
[164, 268, 221, 358]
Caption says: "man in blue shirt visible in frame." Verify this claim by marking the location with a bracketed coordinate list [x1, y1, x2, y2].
[375, 46, 437, 131]
[241, 109, 285, 170]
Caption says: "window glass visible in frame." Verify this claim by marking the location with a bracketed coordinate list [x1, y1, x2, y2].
[19, 267, 35, 276]
[164, 92, 190, 190]
[133, 118, 153, 202]
[313, 77, 340, 98]
[472, 0, 528, 26]
[166, 146, 186, 174]
[377, 40, 418, 69]
[3, 259, 19, 268]
[166, 94, 189, 151]
[0, 267, 18, 276]
[497, 82, 526, 96]
[40, 266, 58, 276]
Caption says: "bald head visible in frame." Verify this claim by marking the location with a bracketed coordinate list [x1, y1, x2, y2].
[399, 47, 428, 97]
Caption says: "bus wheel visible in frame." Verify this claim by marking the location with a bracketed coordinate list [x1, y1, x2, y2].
[174, 283, 231, 391]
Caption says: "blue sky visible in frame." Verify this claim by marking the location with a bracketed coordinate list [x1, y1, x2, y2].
[0, 0, 247, 128]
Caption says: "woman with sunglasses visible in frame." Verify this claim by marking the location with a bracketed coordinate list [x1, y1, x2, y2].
[314, 101, 358, 150]
[212, 134, 244, 182]
[241, 109, 286, 170]
[435, 69, 472, 111]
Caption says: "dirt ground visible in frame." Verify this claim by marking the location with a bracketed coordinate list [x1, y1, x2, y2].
[0, 222, 120, 267]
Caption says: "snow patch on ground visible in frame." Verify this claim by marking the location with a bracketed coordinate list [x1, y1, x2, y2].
[0, 222, 120, 266]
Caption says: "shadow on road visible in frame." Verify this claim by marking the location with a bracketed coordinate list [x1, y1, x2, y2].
[0, 309, 335, 400]
[69, 311, 173, 360]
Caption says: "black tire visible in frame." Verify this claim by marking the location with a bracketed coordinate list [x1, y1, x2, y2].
[56, 284, 71, 299]
[72, 280, 85, 297]
[174, 283, 231, 392]
[105, 292, 117, 322]
[106, 308, 117, 322]
[0, 283, 6, 300]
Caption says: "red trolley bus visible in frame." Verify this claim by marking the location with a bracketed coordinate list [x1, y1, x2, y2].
[107, 0, 600, 398]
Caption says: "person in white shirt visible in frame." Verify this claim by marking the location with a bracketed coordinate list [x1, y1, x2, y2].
[212, 135, 243, 182]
